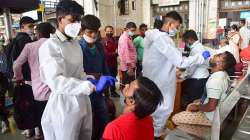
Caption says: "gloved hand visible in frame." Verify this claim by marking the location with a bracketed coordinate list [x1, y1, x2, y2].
[95, 76, 117, 94]
[202, 51, 210, 60]
[87, 78, 98, 85]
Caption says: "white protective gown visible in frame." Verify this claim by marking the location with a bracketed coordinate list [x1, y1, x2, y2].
[143, 29, 205, 137]
[39, 30, 95, 140]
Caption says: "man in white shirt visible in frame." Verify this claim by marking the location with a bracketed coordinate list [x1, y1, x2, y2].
[181, 30, 210, 108]
[239, 19, 250, 49]
[172, 51, 236, 138]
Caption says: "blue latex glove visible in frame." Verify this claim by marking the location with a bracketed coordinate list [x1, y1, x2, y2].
[87, 78, 98, 85]
[95, 76, 117, 93]
[202, 51, 210, 60]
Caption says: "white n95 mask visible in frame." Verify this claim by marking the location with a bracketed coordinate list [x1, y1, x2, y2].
[65, 23, 81, 38]
[83, 34, 97, 44]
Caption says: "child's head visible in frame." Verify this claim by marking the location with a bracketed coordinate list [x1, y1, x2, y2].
[123, 77, 163, 119]
[81, 15, 101, 44]
[35, 22, 55, 39]
[125, 22, 137, 37]
[210, 51, 236, 73]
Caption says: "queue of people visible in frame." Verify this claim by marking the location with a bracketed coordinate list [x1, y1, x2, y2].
[1, 0, 250, 140]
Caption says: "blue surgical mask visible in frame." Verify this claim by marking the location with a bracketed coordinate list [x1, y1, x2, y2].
[168, 28, 178, 36]
[128, 31, 134, 36]
[186, 43, 192, 48]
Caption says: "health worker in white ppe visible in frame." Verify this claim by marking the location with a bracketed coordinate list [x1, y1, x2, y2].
[142, 11, 210, 139]
[38, 1, 116, 140]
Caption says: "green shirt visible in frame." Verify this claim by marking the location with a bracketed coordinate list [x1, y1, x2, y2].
[133, 36, 144, 63]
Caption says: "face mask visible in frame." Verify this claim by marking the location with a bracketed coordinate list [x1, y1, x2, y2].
[168, 28, 178, 36]
[128, 31, 134, 36]
[209, 60, 217, 68]
[106, 33, 113, 38]
[186, 43, 192, 48]
[64, 22, 81, 38]
[26, 29, 34, 35]
[83, 34, 97, 44]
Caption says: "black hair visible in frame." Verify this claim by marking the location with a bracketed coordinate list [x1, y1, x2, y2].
[221, 51, 236, 70]
[182, 30, 198, 41]
[240, 19, 246, 25]
[104, 25, 114, 31]
[153, 19, 163, 30]
[133, 77, 163, 119]
[139, 24, 147, 30]
[126, 22, 137, 29]
[231, 24, 239, 31]
[81, 15, 101, 31]
[163, 11, 183, 24]
[36, 22, 55, 38]
[19, 16, 35, 28]
[56, 0, 84, 22]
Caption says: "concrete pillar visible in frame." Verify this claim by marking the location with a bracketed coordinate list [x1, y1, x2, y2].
[142, 0, 152, 27]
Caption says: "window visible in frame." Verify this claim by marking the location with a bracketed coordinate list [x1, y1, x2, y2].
[132, 0, 136, 10]
[118, 0, 129, 15]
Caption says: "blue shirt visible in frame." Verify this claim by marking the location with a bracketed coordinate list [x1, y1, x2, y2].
[79, 38, 109, 75]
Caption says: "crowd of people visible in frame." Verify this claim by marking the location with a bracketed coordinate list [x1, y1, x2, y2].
[0, 0, 249, 140]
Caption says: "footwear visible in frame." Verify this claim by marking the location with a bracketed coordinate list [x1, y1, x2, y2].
[1, 121, 9, 134]
[34, 127, 43, 140]
[23, 129, 33, 138]
[111, 92, 120, 98]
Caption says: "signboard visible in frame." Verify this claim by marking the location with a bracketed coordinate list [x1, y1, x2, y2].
[219, 18, 227, 28]
[37, 4, 45, 12]
[240, 11, 250, 19]
[159, 0, 180, 6]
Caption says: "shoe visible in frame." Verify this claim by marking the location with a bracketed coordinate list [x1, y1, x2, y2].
[1, 121, 9, 134]
[34, 127, 43, 140]
[23, 129, 33, 138]
[111, 92, 120, 98]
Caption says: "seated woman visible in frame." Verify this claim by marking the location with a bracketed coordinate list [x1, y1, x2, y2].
[103, 76, 163, 140]
[172, 51, 236, 138]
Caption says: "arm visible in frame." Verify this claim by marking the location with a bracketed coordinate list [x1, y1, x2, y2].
[184, 65, 198, 78]
[39, 41, 94, 96]
[12, 35, 31, 61]
[102, 123, 121, 140]
[13, 45, 29, 80]
[155, 36, 205, 68]
[199, 98, 218, 112]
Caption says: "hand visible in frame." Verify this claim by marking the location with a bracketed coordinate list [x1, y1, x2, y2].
[186, 103, 199, 112]
[202, 51, 210, 60]
[87, 78, 98, 85]
[193, 99, 201, 104]
[95, 76, 117, 93]
[16, 80, 24, 85]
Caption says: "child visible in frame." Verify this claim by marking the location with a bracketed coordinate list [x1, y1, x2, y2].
[172, 51, 236, 138]
[103, 77, 163, 140]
